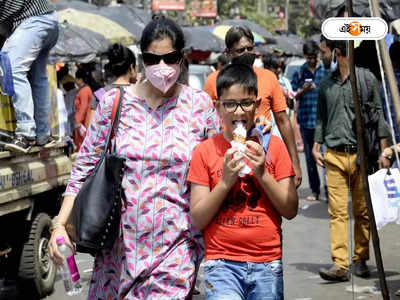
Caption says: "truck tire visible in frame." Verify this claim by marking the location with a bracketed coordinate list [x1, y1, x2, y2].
[18, 213, 56, 298]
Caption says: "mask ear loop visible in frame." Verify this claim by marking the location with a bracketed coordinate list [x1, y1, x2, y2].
[331, 49, 336, 64]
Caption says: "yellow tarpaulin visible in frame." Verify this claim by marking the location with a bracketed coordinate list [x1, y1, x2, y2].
[58, 8, 135, 46]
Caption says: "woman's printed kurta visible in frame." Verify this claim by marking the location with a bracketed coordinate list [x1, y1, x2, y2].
[65, 85, 220, 299]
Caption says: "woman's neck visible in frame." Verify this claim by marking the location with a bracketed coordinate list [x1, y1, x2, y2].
[113, 74, 131, 85]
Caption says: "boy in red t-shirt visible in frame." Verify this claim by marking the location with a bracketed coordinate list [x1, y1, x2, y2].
[187, 64, 298, 300]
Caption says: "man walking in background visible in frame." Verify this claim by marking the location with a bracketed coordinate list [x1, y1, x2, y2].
[313, 38, 390, 281]
[0, 0, 59, 152]
[292, 40, 327, 201]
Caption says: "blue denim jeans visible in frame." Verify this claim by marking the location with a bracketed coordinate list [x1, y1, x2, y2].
[2, 12, 58, 140]
[299, 126, 321, 196]
[204, 259, 284, 300]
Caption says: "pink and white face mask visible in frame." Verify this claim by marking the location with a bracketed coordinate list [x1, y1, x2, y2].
[144, 63, 180, 94]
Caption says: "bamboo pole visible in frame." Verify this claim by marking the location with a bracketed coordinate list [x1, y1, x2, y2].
[346, 1, 390, 299]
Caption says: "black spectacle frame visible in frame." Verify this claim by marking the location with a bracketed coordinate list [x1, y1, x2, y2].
[142, 51, 183, 66]
[222, 100, 256, 113]
[232, 46, 255, 55]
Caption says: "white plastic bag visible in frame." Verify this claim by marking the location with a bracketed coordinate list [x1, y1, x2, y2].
[368, 168, 400, 229]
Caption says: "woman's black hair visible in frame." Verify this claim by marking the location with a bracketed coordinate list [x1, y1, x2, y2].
[105, 43, 136, 77]
[217, 54, 230, 67]
[75, 68, 90, 84]
[216, 64, 258, 98]
[225, 25, 254, 50]
[262, 53, 281, 70]
[140, 16, 185, 53]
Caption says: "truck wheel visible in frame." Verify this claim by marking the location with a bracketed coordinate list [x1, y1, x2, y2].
[18, 213, 56, 298]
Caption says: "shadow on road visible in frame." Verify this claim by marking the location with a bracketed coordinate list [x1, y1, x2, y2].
[376, 278, 400, 298]
[291, 262, 399, 278]
[0, 280, 41, 300]
[298, 200, 330, 220]
[290, 262, 332, 274]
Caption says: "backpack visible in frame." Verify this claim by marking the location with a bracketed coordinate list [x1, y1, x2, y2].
[354, 68, 381, 174]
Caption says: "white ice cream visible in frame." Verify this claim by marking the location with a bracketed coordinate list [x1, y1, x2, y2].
[231, 122, 251, 177]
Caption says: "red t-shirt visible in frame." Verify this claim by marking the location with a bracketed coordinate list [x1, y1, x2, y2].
[203, 66, 287, 120]
[187, 133, 295, 262]
[73, 85, 93, 152]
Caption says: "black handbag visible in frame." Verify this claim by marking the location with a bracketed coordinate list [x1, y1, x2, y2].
[67, 87, 126, 254]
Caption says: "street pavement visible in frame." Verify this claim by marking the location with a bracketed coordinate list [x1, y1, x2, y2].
[3, 152, 400, 299]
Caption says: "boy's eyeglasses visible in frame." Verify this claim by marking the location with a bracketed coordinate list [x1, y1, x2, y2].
[222, 100, 256, 113]
[232, 46, 254, 55]
[142, 51, 182, 65]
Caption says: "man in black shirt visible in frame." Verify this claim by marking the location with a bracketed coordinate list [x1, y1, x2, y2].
[313, 38, 390, 282]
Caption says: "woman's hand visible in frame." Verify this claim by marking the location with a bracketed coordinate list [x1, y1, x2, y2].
[244, 140, 266, 179]
[48, 225, 74, 268]
[221, 148, 244, 189]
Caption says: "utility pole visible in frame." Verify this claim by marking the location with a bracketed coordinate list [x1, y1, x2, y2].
[346, 0, 390, 299]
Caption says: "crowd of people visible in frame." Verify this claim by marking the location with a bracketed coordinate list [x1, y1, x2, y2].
[2, 0, 400, 299]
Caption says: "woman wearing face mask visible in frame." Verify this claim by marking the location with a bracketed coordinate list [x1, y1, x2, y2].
[48, 16, 220, 299]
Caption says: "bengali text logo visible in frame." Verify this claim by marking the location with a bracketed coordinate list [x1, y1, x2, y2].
[322, 17, 387, 40]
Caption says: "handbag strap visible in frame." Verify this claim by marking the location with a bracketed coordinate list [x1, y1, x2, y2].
[110, 88, 121, 141]
[104, 86, 125, 154]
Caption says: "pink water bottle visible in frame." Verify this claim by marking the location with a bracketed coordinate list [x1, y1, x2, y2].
[56, 236, 83, 296]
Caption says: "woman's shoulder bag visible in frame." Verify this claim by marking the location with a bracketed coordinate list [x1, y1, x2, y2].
[67, 87, 126, 255]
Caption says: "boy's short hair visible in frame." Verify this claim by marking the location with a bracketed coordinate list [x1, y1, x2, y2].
[216, 64, 258, 99]
[303, 40, 319, 55]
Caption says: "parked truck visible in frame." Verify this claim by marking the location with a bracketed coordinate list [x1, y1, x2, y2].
[0, 141, 73, 298]
[0, 65, 74, 298]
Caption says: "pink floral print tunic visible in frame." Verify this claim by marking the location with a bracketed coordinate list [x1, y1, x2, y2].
[65, 85, 220, 299]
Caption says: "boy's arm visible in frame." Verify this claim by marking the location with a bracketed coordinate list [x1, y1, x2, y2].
[190, 182, 231, 230]
[190, 148, 244, 230]
[257, 174, 298, 220]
